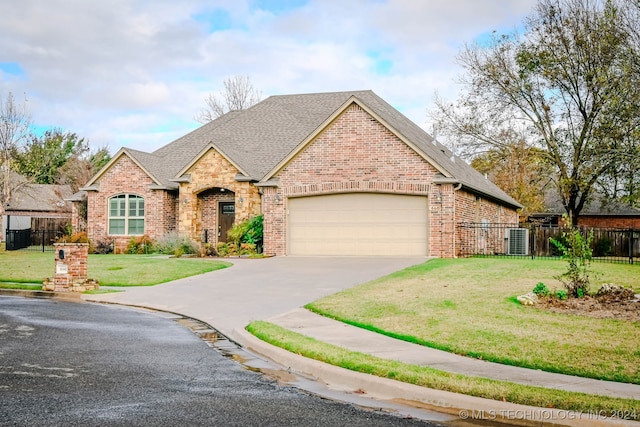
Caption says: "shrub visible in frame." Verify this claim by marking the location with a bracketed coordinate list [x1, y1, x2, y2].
[216, 242, 239, 257]
[92, 238, 114, 254]
[56, 231, 89, 244]
[550, 224, 594, 298]
[227, 215, 263, 252]
[555, 289, 568, 300]
[245, 215, 263, 248]
[532, 282, 549, 297]
[239, 243, 256, 255]
[593, 237, 613, 257]
[155, 232, 198, 255]
[126, 235, 154, 254]
[202, 243, 217, 257]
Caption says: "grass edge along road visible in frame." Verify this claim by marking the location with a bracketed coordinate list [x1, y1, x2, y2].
[246, 321, 639, 419]
[0, 250, 231, 286]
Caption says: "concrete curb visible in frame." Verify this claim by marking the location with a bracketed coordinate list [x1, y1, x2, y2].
[232, 327, 637, 427]
[0, 288, 81, 300]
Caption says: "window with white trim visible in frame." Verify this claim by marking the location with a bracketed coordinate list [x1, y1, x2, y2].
[109, 194, 145, 235]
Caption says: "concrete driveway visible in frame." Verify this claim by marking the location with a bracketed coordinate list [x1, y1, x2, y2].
[84, 256, 426, 340]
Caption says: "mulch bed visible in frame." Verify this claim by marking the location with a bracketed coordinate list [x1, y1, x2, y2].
[537, 292, 640, 321]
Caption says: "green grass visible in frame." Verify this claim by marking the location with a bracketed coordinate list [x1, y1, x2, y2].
[0, 283, 44, 291]
[82, 289, 122, 295]
[247, 321, 639, 418]
[0, 249, 231, 286]
[306, 258, 640, 384]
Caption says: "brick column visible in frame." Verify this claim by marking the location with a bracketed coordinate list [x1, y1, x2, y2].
[43, 243, 98, 292]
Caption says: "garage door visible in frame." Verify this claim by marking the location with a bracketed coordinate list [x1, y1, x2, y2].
[287, 193, 428, 256]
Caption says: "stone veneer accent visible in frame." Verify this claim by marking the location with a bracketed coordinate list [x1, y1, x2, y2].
[43, 243, 98, 292]
[179, 148, 261, 245]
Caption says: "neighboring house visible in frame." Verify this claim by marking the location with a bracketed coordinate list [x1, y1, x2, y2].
[2, 182, 73, 242]
[528, 191, 640, 229]
[77, 90, 522, 257]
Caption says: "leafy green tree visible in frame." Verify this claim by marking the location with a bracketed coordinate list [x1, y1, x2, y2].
[13, 129, 87, 185]
[432, 0, 640, 225]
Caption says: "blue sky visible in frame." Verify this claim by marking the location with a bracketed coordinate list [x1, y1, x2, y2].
[0, 0, 536, 153]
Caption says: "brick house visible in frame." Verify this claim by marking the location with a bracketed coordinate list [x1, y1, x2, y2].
[78, 90, 522, 256]
[3, 181, 73, 243]
[529, 192, 640, 229]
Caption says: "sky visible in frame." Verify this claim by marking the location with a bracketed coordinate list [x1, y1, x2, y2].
[0, 0, 537, 154]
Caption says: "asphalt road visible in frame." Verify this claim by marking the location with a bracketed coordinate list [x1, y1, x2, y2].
[0, 296, 438, 427]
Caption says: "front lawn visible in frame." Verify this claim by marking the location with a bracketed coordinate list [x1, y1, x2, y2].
[0, 249, 231, 286]
[306, 258, 640, 384]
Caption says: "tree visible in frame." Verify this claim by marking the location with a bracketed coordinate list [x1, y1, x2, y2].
[431, 0, 640, 225]
[58, 145, 111, 192]
[13, 129, 87, 186]
[470, 134, 551, 218]
[195, 75, 262, 123]
[0, 92, 31, 209]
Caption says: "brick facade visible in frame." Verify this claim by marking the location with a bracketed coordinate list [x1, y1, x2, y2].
[454, 190, 519, 256]
[264, 104, 441, 256]
[86, 155, 177, 252]
[82, 102, 520, 258]
[578, 216, 640, 229]
[261, 104, 519, 257]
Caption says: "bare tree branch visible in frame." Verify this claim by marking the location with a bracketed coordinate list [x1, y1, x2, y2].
[195, 75, 262, 123]
[0, 92, 31, 208]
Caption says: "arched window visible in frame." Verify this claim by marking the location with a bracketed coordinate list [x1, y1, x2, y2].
[109, 195, 144, 235]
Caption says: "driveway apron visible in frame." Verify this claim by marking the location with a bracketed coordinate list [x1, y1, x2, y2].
[84, 256, 426, 340]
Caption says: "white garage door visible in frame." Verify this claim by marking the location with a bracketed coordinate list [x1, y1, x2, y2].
[287, 193, 428, 256]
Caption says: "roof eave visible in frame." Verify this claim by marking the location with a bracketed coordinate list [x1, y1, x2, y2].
[254, 178, 280, 187]
[463, 183, 523, 210]
[149, 183, 178, 190]
[169, 175, 191, 183]
[234, 173, 256, 182]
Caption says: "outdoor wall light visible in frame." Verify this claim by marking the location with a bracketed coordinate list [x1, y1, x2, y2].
[275, 194, 281, 202]
[436, 191, 442, 203]
[238, 197, 244, 204]
[182, 198, 188, 205]
[58, 249, 65, 260]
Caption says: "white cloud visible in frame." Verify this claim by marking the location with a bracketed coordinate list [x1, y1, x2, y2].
[0, 0, 538, 153]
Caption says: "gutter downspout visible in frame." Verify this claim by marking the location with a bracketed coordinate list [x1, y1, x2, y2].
[452, 183, 462, 257]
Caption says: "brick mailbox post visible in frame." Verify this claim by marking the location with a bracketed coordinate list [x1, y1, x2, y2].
[42, 243, 99, 292]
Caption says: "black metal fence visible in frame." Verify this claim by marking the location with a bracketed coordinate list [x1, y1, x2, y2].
[457, 222, 640, 264]
[5, 229, 63, 252]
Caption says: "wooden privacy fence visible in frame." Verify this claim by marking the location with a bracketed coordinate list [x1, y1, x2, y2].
[457, 222, 640, 264]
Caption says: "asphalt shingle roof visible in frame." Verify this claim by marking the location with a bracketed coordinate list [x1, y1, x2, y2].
[121, 90, 521, 208]
[6, 184, 73, 213]
[537, 190, 640, 216]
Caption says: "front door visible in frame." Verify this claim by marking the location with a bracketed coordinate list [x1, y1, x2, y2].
[218, 202, 235, 242]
